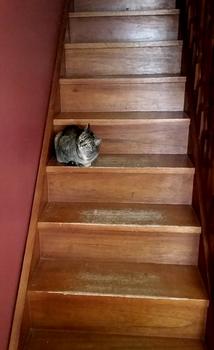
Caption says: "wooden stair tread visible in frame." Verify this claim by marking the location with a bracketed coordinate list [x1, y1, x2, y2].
[69, 9, 180, 17]
[65, 40, 183, 49]
[29, 259, 207, 301]
[60, 74, 186, 84]
[39, 202, 200, 234]
[47, 154, 194, 174]
[54, 111, 189, 125]
[25, 329, 206, 350]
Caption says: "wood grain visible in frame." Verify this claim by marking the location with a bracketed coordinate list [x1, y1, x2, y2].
[28, 259, 208, 338]
[69, 11, 179, 43]
[47, 154, 194, 173]
[54, 113, 189, 154]
[29, 259, 208, 300]
[65, 41, 182, 76]
[47, 172, 193, 204]
[74, 0, 176, 12]
[54, 111, 189, 122]
[60, 76, 186, 112]
[39, 202, 200, 233]
[70, 9, 180, 17]
[29, 294, 207, 338]
[39, 226, 200, 265]
[25, 330, 206, 350]
[39, 202, 201, 265]
[47, 155, 194, 204]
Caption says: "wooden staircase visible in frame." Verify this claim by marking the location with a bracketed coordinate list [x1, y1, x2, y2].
[11, 1, 209, 349]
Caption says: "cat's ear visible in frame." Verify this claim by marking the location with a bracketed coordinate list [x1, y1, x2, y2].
[84, 124, 90, 132]
[95, 137, 101, 147]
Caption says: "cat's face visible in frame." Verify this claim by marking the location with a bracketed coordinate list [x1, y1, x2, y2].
[78, 125, 101, 160]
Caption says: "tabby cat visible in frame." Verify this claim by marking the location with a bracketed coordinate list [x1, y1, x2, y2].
[54, 124, 101, 167]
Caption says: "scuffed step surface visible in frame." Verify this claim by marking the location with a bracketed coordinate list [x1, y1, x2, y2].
[29, 259, 207, 301]
[39, 202, 200, 233]
[47, 154, 194, 173]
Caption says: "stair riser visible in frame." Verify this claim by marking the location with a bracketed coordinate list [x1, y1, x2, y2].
[39, 226, 200, 265]
[24, 331, 207, 350]
[65, 45, 182, 76]
[60, 81, 185, 112]
[47, 172, 194, 204]
[74, 0, 176, 12]
[69, 15, 179, 43]
[54, 120, 189, 154]
[29, 293, 207, 339]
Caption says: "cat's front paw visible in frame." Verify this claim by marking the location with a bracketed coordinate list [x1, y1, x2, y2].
[84, 163, 92, 168]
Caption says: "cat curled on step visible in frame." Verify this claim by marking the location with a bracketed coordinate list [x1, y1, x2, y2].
[54, 124, 101, 167]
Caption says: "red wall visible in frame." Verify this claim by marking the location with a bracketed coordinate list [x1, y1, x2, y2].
[0, 1, 64, 348]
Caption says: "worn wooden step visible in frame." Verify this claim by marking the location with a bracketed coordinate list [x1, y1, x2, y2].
[68, 10, 179, 43]
[60, 75, 186, 112]
[39, 202, 200, 265]
[73, 0, 176, 12]
[64, 41, 183, 76]
[54, 112, 190, 154]
[24, 330, 206, 350]
[28, 259, 208, 338]
[47, 155, 194, 205]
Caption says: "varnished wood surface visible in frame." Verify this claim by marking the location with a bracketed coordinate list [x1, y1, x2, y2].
[53, 112, 189, 123]
[39, 225, 200, 265]
[39, 202, 200, 233]
[53, 112, 189, 154]
[28, 259, 208, 338]
[69, 10, 180, 17]
[65, 40, 183, 48]
[47, 154, 194, 173]
[74, 0, 177, 12]
[29, 259, 208, 300]
[47, 156, 194, 203]
[29, 294, 207, 339]
[54, 111, 189, 122]
[65, 41, 182, 76]
[47, 173, 194, 204]
[25, 330, 206, 350]
[60, 76, 186, 112]
[69, 11, 179, 43]
[60, 74, 186, 83]
[39, 202, 200, 265]
[47, 155, 194, 204]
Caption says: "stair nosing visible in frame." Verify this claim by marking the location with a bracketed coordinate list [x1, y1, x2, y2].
[64, 40, 183, 49]
[38, 221, 201, 234]
[46, 165, 194, 175]
[69, 9, 180, 18]
[46, 154, 194, 175]
[53, 117, 190, 126]
[28, 289, 208, 304]
[53, 112, 190, 125]
[60, 75, 186, 84]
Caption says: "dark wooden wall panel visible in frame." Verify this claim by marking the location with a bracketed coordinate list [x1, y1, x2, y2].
[180, 1, 214, 349]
